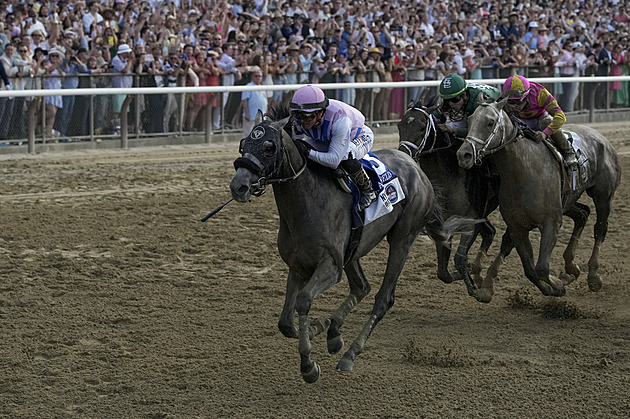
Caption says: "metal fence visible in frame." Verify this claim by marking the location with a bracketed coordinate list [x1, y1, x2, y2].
[1, 72, 630, 154]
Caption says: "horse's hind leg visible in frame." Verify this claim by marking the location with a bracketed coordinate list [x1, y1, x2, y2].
[586, 195, 614, 291]
[561, 203, 590, 284]
[336, 230, 417, 373]
[453, 231, 480, 298]
[326, 260, 371, 354]
[435, 241, 455, 283]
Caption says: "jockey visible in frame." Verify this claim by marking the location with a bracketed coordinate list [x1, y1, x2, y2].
[290, 84, 376, 211]
[502, 74, 578, 168]
[433, 73, 501, 140]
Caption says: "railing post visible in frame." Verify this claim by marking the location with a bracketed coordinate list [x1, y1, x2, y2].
[204, 100, 212, 144]
[120, 95, 133, 149]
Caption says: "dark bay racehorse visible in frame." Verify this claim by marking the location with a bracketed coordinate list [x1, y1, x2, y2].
[398, 100, 500, 300]
[457, 98, 621, 301]
[230, 108, 470, 383]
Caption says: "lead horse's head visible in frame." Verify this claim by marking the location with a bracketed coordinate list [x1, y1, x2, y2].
[456, 97, 511, 169]
[230, 110, 303, 202]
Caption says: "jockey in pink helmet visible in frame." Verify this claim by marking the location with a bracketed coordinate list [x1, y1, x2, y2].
[290, 85, 376, 211]
[503, 75, 577, 168]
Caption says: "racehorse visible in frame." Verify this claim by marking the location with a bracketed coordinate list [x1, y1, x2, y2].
[398, 99, 501, 300]
[230, 108, 471, 383]
[456, 97, 621, 301]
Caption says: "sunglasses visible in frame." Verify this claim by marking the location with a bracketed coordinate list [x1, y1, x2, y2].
[446, 94, 464, 103]
[292, 111, 318, 121]
[19, 49, 27, 53]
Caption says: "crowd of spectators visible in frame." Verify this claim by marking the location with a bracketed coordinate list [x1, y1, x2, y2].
[0, 0, 629, 140]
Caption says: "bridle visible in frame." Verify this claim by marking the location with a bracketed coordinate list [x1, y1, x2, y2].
[463, 103, 520, 165]
[234, 124, 307, 196]
[398, 106, 449, 160]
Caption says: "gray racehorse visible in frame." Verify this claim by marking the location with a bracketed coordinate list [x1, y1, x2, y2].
[457, 97, 621, 301]
[230, 108, 472, 383]
[398, 99, 502, 300]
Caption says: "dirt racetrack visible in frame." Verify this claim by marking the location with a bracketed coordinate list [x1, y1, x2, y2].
[0, 123, 629, 418]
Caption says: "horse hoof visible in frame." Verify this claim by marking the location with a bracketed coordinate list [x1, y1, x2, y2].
[327, 335, 344, 354]
[566, 263, 581, 279]
[559, 272, 576, 286]
[588, 274, 603, 292]
[336, 356, 354, 373]
[278, 323, 298, 338]
[475, 289, 493, 304]
[301, 362, 321, 384]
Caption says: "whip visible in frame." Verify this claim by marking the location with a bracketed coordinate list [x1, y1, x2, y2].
[201, 198, 233, 222]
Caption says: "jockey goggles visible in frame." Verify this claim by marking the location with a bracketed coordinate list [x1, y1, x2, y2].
[445, 94, 465, 103]
[292, 110, 319, 121]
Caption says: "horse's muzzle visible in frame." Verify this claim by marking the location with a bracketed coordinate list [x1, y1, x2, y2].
[230, 168, 256, 202]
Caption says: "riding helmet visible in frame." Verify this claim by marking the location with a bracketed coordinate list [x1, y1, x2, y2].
[439, 74, 468, 99]
[290, 85, 329, 112]
[503, 75, 531, 100]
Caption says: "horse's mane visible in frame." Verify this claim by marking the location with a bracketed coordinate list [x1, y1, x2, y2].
[266, 104, 292, 121]
[265, 105, 293, 136]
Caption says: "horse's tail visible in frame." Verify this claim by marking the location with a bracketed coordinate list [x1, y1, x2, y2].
[424, 201, 484, 247]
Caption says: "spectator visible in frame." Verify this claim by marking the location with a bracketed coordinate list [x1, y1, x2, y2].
[241, 69, 267, 136]
[43, 46, 65, 138]
[111, 43, 135, 132]
[0, 42, 15, 139]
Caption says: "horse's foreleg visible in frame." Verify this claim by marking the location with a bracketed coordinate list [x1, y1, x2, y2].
[479, 228, 514, 303]
[336, 235, 414, 373]
[277, 270, 301, 338]
[296, 259, 341, 383]
[470, 220, 496, 286]
[508, 226, 559, 296]
[562, 203, 590, 283]
[326, 261, 371, 354]
[587, 198, 612, 291]
[533, 221, 566, 297]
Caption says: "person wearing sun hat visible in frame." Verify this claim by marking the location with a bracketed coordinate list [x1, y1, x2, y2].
[110, 43, 135, 131]
[43, 46, 66, 138]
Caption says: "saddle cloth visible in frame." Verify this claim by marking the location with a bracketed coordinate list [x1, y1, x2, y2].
[359, 153, 406, 225]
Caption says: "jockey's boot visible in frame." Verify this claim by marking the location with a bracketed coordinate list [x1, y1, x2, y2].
[349, 167, 377, 211]
[551, 131, 578, 169]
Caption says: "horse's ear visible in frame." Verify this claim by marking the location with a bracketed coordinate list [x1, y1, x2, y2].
[496, 96, 510, 110]
[270, 116, 291, 131]
[255, 109, 264, 125]
[406, 99, 416, 111]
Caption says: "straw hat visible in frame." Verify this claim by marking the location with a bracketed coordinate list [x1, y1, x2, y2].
[368, 47, 381, 55]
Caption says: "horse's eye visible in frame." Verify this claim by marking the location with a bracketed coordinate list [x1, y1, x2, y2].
[263, 140, 276, 154]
